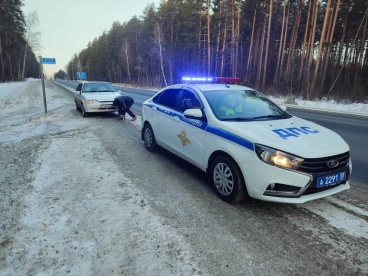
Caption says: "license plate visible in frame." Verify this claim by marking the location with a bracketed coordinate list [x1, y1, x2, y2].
[100, 104, 113, 108]
[316, 171, 346, 188]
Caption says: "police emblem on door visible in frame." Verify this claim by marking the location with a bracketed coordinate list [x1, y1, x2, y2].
[177, 130, 191, 147]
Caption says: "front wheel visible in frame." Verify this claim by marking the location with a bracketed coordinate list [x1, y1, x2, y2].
[210, 156, 247, 203]
[81, 105, 89, 118]
[143, 124, 158, 152]
[75, 101, 81, 111]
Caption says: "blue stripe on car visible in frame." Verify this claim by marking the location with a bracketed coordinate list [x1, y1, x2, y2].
[145, 103, 254, 151]
[206, 126, 254, 151]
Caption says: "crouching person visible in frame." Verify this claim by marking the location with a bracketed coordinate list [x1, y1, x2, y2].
[113, 95, 137, 121]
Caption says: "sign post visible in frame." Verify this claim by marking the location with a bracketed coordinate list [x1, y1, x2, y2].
[39, 56, 56, 113]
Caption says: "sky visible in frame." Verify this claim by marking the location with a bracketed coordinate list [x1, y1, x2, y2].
[22, 0, 162, 78]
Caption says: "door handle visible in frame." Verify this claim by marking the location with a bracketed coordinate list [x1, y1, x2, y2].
[173, 116, 180, 122]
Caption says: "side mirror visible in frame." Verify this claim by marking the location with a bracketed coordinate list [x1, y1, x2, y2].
[184, 108, 203, 119]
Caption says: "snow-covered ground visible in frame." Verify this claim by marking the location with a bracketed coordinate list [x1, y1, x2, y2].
[269, 95, 368, 115]
[0, 79, 206, 275]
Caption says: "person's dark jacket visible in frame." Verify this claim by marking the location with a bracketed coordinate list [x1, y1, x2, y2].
[113, 95, 134, 110]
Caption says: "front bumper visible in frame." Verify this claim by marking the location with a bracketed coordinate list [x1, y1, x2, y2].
[84, 103, 117, 113]
[240, 160, 350, 204]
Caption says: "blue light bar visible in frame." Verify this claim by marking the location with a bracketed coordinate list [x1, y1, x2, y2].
[181, 76, 240, 84]
[182, 77, 214, 82]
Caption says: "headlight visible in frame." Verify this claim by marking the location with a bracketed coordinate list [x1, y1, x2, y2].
[85, 99, 99, 104]
[255, 144, 304, 170]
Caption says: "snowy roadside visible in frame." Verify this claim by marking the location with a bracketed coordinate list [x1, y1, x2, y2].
[269, 96, 368, 116]
[0, 80, 206, 275]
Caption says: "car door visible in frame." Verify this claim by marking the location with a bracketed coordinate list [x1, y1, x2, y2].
[75, 83, 83, 107]
[173, 88, 206, 168]
[150, 88, 182, 150]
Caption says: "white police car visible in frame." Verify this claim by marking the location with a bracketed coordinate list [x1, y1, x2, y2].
[141, 77, 351, 203]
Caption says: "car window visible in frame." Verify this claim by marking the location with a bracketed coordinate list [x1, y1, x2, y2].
[154, 88, 181, 109]
[98, 83, 115, 92]
[178, 89, 202, 113]
[82, 83, 115, 92]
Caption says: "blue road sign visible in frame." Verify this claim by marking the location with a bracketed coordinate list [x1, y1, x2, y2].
[42, 58, 56, 64]
[76, 72, 87, 79]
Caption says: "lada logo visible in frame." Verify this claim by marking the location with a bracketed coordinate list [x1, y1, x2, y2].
[326, 159, 339, 168]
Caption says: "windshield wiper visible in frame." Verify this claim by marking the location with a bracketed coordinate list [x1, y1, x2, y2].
[221, 117, 255, 121]
[252, 114, 291, 120]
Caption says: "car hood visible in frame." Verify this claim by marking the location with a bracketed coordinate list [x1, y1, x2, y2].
[82, 92, 121, 101]
[217, 116, 349, 158]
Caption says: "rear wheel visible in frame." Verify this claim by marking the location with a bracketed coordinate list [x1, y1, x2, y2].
[210, 156, 247, 203]
[143, 124, 158, 152]
[81, 105, 89, 118]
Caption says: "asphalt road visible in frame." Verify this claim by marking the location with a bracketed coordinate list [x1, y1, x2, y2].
[285, 108, 368, 185]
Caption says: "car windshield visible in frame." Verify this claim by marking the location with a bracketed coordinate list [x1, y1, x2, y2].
[82, 83, 115, 92]
[203, 89, 292, 121]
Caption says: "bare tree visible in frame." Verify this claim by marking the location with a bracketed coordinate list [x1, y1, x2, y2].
[153, 22, 167, 87]
[262, 0, 273, 90]
[321, 0, 340, 86]
[274, 1, 290, 83]
[22, 11, 41, 81]
[246, 0, 258, 82]
[121, 38, 131, 82]
[206, 0, 211, 77]
[311, 0, 332, 97]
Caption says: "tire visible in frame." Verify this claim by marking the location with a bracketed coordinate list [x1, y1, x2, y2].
[75, 101, 81, 111]
[81, 105, 89, 118]
[143, 124, 158, 152]
[210, 155, 247, 203]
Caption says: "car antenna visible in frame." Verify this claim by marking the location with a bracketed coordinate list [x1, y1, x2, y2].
[215, 77, 241, 87]
[221, 78, 230, 88]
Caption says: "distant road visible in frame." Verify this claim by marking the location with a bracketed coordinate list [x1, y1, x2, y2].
[55, 80, 367, 185]
[285, 108, 368, 185]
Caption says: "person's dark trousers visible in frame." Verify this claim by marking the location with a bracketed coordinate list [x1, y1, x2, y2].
[125, 100, 136, 118]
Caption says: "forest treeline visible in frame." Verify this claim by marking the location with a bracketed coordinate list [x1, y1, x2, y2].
[1, 1, 367, 101]
[0, 0, 40, 82]
[67, 0, 368, 101]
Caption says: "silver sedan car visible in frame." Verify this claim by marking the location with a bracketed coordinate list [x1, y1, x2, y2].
[75, 81, 121, 117]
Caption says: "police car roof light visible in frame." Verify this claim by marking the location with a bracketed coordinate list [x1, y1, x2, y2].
[182, 76, 240, 84]
[215, 77, 240, 84]
[182, 77, 214, 82]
